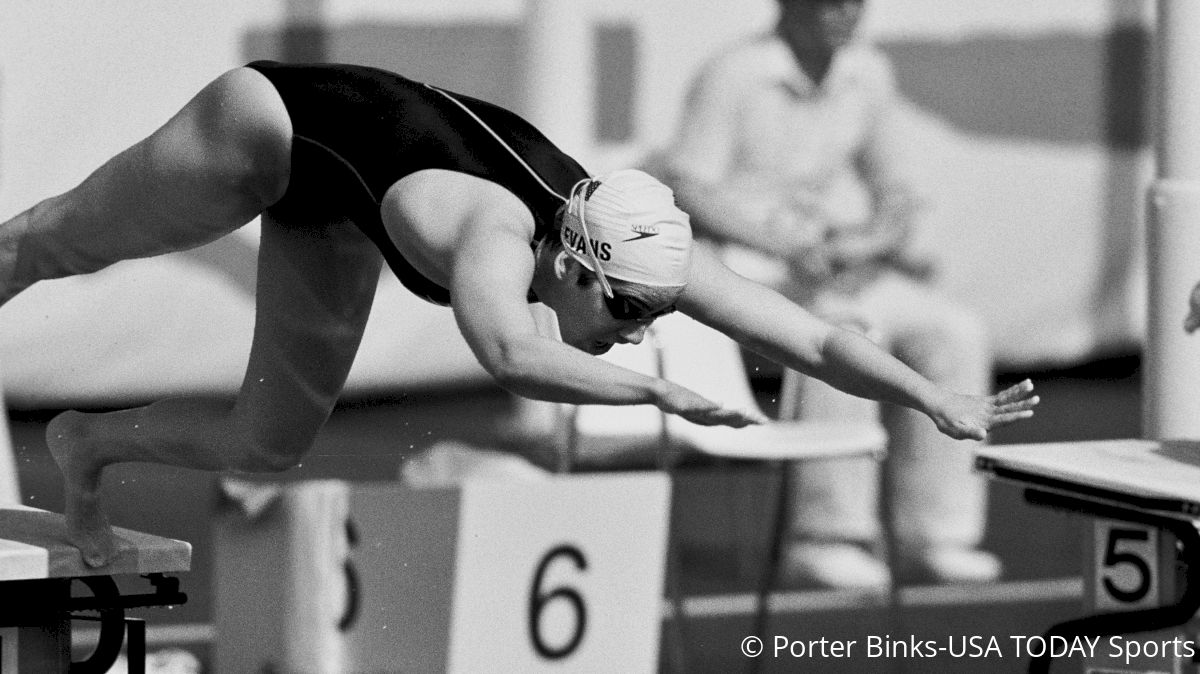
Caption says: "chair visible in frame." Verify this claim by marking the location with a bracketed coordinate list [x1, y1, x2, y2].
[516, 310, 886, 671]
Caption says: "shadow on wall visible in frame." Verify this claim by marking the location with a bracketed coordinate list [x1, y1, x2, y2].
[245, 22, 527, 115]
[242, 20, 638, 144]
[882, 28, 1149, 148]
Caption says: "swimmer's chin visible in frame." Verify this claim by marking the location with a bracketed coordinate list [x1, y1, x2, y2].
[571, 341, 614, 356]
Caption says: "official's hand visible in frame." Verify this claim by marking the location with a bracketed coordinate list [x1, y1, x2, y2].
[929, 379, 1039, 441]
[1185, 281, 1200, 333]
[789, 244, 834, 280]
[764, 205, 828, 270]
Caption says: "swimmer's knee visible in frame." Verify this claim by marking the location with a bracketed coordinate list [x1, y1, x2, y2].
[230, 433, 312, 473]
[234, 445, 303, 473]
[46, 409, 89, 444]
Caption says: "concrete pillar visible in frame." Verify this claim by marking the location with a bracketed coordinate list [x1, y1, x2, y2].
[521, 0, 595, 161]
[1145, 0, 1200, 438]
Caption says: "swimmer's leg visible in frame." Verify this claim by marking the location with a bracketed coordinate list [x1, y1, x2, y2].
[0, 66, 292, 304]
[47, 212, 383, 566]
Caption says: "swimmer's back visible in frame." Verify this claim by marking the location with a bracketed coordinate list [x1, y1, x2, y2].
[246, 60, 589, 305]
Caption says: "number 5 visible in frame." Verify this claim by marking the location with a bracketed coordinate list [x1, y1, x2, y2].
[528, 545, 588, 660]
[1102, 527, 1152, 604]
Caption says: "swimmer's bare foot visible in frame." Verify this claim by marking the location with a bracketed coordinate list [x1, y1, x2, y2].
[46, 410, 116, 567]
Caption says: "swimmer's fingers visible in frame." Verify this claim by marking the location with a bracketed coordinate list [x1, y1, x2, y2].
[728, 407, 770, 427]
[681, 406, 768, 428]
[988, 409, 1036, 427]
[930, 381, 1039, 441]
[991, 379, 1037, 406]
[656, 381, 767, 428]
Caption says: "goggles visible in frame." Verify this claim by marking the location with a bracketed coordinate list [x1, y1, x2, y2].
[603, 293, 676, 322]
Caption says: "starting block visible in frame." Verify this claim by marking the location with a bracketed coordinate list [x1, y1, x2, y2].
[977, 439, 1200, 674]
[214, 473, 670, 673]
[0, 506, 191, 673]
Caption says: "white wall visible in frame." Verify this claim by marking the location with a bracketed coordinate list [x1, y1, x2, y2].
[1, 1, 284, 214]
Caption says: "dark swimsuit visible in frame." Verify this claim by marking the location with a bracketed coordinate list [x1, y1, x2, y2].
[245, 60, 589, 306]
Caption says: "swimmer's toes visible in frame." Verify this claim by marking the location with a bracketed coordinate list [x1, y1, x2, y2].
[65, 495, 116, 567]
[73, 524, 117, 568]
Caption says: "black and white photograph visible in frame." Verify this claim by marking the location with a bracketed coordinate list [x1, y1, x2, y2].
[0, 1, 1191, 672]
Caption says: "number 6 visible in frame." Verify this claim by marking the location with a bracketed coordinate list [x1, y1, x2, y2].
[528, 545, 588, 660]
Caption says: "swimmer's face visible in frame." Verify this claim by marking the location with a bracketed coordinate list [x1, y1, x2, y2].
[779, 0, 864, 50]
[555, 273, 678, 355]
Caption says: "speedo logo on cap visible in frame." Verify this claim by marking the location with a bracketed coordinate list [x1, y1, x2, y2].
[562, 221, 612, 261]
[623, 223, 660, 242]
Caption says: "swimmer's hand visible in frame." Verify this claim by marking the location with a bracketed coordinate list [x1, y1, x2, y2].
[655, 380, 767, 428]
[927, 379, 1039, 441]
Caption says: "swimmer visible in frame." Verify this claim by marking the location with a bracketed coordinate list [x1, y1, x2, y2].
[0, 62, 1038, 566]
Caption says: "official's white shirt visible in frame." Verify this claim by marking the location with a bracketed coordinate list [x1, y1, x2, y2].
[664, 31, 920, 233]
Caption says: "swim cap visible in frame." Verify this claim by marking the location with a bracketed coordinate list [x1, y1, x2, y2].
[559, 169, 692, 297]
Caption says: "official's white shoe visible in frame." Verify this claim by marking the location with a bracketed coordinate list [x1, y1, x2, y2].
[898, 546, 1002, 585]
[780, 541, 891, 591]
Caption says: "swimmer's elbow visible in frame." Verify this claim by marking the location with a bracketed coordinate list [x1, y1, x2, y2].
[481, 339, 544, 395]
[490, 365, 532, 395]
[741, 323, 831, 376]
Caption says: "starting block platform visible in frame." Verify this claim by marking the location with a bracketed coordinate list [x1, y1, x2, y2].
[0, 506, 191, 673]
[977, 439, 1200, 517]
[214, 473, 670, 674]
[977, 439, 1200, 674]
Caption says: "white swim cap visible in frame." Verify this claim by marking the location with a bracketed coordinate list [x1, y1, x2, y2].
[559, 169, 692, 297]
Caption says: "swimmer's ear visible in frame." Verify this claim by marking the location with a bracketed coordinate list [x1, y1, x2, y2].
[553, 250, 576, 281]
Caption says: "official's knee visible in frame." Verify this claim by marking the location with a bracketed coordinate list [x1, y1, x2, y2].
[899, 310, 991, 384]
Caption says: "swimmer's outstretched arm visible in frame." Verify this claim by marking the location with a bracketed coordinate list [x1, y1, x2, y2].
[678, 246, 1038, 441]
[450, 217, 762, 428]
